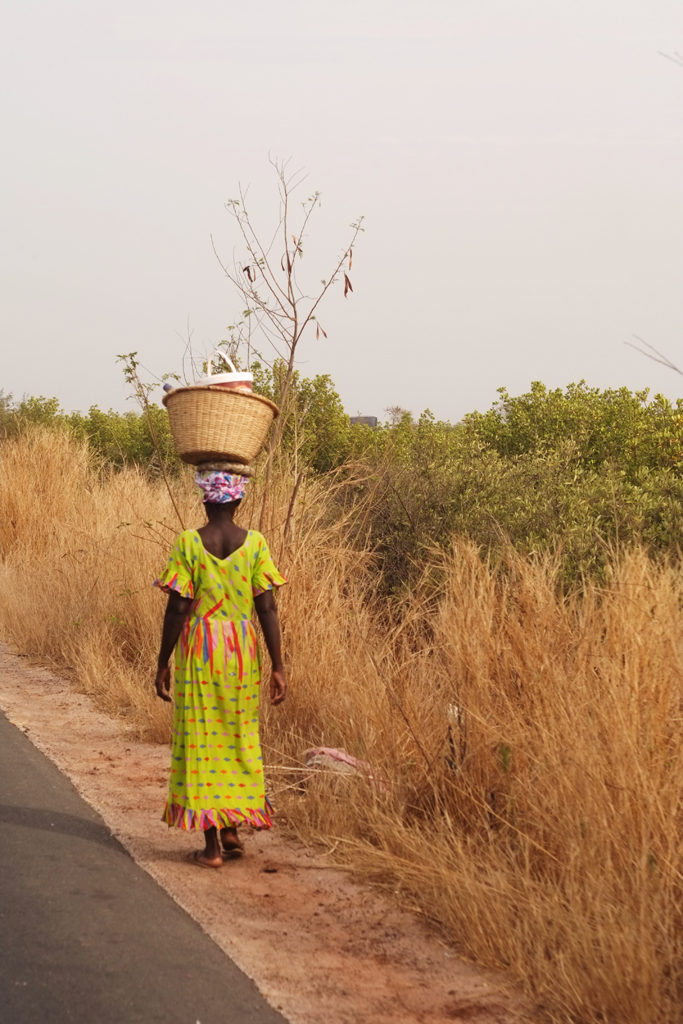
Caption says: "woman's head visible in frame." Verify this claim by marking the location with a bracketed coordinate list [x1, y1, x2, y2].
[195, 470, 249, 506]
[204, 498, 241, 519]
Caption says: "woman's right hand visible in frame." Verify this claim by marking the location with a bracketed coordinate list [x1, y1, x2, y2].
[155, 665, 172, 702]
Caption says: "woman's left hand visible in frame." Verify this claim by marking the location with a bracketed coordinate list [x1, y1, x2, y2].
[270, 669, 287, 706]
[155, 665, 172, 702]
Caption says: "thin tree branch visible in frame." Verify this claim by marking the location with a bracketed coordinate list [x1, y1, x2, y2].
[625, 336, 683, 376]
[658, 50, 683, 68]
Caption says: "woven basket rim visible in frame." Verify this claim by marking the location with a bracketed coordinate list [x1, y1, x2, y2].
[162, 385, 279, 419]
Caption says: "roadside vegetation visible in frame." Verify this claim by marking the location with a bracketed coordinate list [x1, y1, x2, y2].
[4, 155, 683, 1023]
[2, 375, 683, 1023]
[4, 376, 683, 587]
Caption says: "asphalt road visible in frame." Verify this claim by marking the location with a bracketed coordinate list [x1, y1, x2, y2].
[0, 711, 287, 1024]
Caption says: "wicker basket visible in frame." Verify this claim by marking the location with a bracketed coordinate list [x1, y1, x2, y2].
[162, 385, 279, 466]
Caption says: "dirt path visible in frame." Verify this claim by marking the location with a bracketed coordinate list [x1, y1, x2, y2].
[0, 645, 523, 1024]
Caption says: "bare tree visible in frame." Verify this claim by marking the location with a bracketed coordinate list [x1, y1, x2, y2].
[384, 405, 412, 426]
[211, 158, 364, 528]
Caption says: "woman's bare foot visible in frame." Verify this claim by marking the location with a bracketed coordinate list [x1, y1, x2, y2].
[220, 826, 244, 856]
[186, 849, 223, 869]
[190, 825, 223, 868]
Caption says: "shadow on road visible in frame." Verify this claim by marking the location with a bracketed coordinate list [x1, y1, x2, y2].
[0, 803, 123, 849]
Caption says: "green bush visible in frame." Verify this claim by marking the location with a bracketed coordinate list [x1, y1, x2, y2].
[4, 377, 683, 589]
[247, 360, 354, 473]
[346, 383, 683, 590]
[464, 381, 683, 477]
[66, 403, 182, 472]
[0, 391, 182, 473]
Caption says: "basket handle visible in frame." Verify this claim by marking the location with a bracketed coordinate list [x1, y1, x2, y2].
[207, 350, 237, 377]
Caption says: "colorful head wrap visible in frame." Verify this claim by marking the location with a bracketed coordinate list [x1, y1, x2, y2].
[195, 471, 249, 504]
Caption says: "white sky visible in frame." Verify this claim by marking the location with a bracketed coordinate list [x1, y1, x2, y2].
[1, 0, 681, 421]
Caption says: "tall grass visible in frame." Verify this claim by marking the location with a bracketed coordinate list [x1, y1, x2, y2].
[0, 429, 194, 739]
[2, 427, 683, 1022]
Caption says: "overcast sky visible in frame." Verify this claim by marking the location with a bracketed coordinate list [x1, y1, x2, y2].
[1, 0, 681, 421]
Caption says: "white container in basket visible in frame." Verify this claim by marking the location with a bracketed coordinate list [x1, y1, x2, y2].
[194, 353, 253, 392]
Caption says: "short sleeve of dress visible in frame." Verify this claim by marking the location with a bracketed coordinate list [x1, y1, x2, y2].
[154, 531, 196, 599]
[251, 534, 288, 597]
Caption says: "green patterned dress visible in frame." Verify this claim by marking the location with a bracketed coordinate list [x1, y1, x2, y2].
[155, 529, 286, 831]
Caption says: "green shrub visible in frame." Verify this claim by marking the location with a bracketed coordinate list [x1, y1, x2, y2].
[5, 377, 683, 589]
[346, 384, 683, 590]
[464, 380, 683, 477]
[0, 391, 181, 474]
[249, 360, 354, 473]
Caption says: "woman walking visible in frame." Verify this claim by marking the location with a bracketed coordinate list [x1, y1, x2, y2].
[154, 470, 287, 868]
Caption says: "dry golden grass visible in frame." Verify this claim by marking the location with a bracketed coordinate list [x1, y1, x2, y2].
[2, 426, 683, 1022]
[0, 428, 196, 740]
